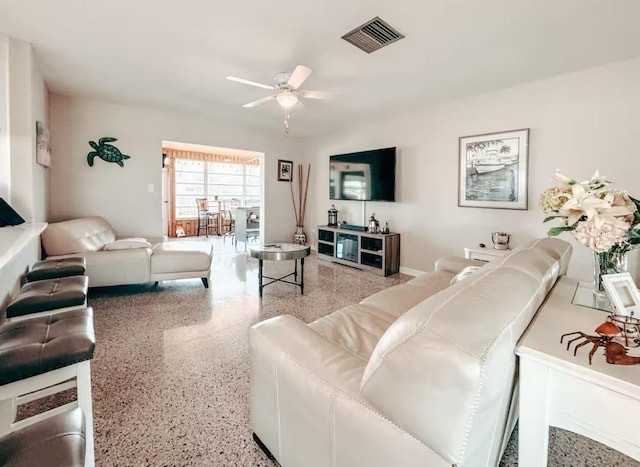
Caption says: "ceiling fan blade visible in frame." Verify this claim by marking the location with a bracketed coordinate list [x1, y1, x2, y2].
[227, 76, 275, 90]
[242, 95, 276, 108]
[299, 90, 331, 100]
[287, 65, 312, 89]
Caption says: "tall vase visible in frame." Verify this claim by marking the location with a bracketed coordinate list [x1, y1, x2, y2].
[294, 226, 306, 245]
[593, 250, 628, 298]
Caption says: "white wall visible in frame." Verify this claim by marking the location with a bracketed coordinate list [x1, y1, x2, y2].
[0, 36, 8, 201]
[49, 95, 304, 241]
[305, 57, 640, 281]
[2, 38, 49, 222]
[31, 57, 49, 222]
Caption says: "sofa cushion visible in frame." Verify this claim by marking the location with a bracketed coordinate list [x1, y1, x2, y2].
[362, 277, 453, 317]
[310, 304, 400, 360]
[405, 270, 457, 289]
[42, 217, 116, 256]
[103, 238, 152, 250]
[310, 273, 454, 360]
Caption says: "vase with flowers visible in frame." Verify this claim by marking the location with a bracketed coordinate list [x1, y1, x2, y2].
[540, 170, 640, 298]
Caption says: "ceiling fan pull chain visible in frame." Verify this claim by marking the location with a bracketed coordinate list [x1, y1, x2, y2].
[283, 108, 289, 135]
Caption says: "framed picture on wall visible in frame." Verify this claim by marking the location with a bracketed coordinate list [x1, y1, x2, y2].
[35, 121, 51, 168]
[458, 128, 529, 210]
[277, 159, 293, 182]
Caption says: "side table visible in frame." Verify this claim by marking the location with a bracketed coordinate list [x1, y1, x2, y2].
[516, 276, 640, 466]
[249, 243, 310, 297]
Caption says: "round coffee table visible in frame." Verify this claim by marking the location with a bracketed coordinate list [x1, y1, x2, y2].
[249, 243, 311, 297]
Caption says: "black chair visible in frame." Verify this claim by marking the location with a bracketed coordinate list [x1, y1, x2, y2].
[222, 209, 236, 244]
[196, 198, 219, 237]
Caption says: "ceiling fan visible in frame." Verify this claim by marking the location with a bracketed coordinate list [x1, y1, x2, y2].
[227, 65, 329, 134]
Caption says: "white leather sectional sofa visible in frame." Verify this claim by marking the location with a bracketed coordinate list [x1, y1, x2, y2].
[250, 237, 572, 467]
[41, 217, 213, 288]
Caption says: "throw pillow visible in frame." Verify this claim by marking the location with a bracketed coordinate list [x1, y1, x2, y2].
[450, 266, 482, 285]
[103, 238, 152, 251]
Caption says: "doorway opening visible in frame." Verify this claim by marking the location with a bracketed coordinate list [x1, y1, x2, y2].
[162, 141, 263, 242]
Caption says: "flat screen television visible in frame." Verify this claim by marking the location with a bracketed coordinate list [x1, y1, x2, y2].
[329, 147, 396, 202]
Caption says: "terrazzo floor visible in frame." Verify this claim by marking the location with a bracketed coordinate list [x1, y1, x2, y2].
[34, 238, 639, 466]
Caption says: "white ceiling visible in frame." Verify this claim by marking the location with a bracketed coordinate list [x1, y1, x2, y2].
[2, 0, 640, 137]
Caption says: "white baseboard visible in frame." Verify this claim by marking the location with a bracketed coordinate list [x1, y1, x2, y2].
[399, 266, 425, 277]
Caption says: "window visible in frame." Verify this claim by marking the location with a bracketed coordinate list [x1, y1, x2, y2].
[174, 159, 261, 219]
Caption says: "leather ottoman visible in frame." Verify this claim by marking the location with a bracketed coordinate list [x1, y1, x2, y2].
[27, 257, 87, 282]
[0, 408, 85, 467]
[151, 242, 213, 288]
[0, 308, 95, 385]
[5, 276, 89, 319]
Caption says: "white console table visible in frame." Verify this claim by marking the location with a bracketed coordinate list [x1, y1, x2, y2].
[463, 246, 509, 262]
[516, 276, 640, 466]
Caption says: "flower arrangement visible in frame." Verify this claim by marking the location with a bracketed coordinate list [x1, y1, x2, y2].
[540, 170, 640, 253]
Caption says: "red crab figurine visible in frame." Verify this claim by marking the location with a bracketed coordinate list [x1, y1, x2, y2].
[561, 321, 629, 365]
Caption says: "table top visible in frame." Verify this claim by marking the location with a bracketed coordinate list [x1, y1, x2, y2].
[516, 276, 640, 394]
[249, 243, 311, 261]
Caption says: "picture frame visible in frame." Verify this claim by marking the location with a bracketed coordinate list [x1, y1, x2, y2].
[458, 128, 529, 210]
[602, 273, 640, 318]
[35, 120, 51, 168]
[277, 159, 293, 182]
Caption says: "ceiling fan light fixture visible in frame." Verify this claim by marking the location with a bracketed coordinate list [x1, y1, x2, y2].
[276, 90, 298, 108]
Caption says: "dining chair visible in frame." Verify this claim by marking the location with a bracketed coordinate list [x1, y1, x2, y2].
[196, 198, 219, 237]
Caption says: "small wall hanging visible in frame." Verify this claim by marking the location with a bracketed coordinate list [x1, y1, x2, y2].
[87, 137, 131, 167]
[36, 121, 51, 168]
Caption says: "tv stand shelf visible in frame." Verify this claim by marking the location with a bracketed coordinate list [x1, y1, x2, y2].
[317, 225, 400, 277]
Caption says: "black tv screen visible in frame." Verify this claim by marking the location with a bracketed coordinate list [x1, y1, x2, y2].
[329, 147, 396, 202]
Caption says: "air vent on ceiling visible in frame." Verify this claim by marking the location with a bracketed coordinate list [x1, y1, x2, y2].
[341, 17, 405, 54]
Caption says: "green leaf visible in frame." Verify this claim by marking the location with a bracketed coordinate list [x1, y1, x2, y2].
[631, 196, 640, 213]
[628, 229, 640, 244]
[543, 215, 565, 223]
[547, 226, 575, 236]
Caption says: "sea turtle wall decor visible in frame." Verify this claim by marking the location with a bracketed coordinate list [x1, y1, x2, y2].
[87, 137, 131, 167]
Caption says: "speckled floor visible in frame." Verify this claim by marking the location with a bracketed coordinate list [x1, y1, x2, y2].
[39, 238, 640, 466]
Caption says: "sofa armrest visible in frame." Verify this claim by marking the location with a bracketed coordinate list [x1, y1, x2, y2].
[250, 315, 444, 467]
[434, 256, 485, 274]
[250, 315, 367, 461]
[250, 315, 367, 401]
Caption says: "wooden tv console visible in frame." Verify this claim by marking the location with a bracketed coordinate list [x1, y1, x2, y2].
[316, 225, 400, 277]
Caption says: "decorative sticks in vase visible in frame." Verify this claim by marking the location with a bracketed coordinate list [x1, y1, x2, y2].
[290, 163, 311, 244]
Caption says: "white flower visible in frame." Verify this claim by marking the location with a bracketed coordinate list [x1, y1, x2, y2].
[583, 170, 609, 190]
[553, 170, 575, 186]
[560, 183, 611, 225]
[539, 186, 571, 213]
[573, 218, 628, 253]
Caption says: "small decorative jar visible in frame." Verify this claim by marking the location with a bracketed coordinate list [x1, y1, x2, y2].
[328, 205, 338, 226]
[294, 226, 306, 244]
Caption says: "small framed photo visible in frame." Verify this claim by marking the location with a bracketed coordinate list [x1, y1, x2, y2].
[277, 159, 293, 182]
[458, 128, 529, 210]
[602, 273, 640, 318]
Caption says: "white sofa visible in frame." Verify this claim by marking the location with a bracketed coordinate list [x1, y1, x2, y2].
[41, 217, 213, 288]
[249, 237, 572, 467]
